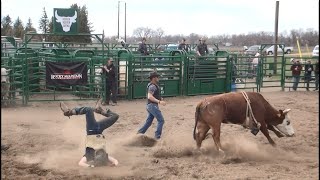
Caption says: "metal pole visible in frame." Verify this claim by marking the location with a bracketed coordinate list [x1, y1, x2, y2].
[124, 2, 127, 42]
[117, 1, 120, 39]
[274, 1, 279, 74]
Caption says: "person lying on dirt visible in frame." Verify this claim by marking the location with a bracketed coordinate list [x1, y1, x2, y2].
[60, 99, 119, 168]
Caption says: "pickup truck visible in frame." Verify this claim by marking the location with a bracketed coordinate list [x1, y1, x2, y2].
[266, 45, 293, 55]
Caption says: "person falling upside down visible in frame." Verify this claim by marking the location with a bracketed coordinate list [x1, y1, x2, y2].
[60, 99, 119, 168]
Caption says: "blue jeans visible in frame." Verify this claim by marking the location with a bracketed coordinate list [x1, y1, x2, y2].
[305, 74, 311, 90]
[292, 75, 300, 90]
[73, 107, 119, 135]
[138, 103, 165, 139]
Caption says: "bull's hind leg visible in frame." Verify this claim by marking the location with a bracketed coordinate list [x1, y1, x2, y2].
[210, 124, 225, 155]
[196, 121, 210, 149]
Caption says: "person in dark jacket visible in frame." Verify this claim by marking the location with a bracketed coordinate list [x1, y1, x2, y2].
[137, 71, 166, 140]
[196, 37, 209, 60]
[102, 58, 117, 106]
[290, 60, 303, 91]
[178, 38, 188, 52]
[315, 59, 319, 91]
[138, 37, 149, 56]
[304, 60, 314, 91]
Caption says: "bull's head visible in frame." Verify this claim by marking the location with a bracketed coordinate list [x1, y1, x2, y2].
[274, 109, 295, 137]
[55, 10, 77, 32]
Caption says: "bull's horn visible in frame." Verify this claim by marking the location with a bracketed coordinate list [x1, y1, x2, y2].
[283, 109, 291, 114]
[72, 10, 77, 20]
[55, 10, 61, 22]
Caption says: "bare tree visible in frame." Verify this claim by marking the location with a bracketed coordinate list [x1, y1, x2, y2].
[155, 28, 164, 43]
[133, 27, 153, 39]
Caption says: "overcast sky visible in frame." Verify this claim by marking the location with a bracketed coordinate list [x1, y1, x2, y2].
[2, 0, 319, 37]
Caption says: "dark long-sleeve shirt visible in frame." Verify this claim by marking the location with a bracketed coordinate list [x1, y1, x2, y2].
[197, 43, 209, 56]
[138, 43, 148, 55]
[102, 64, 116, 82]
[178, 43, 188, 52]
[304, 64, 314, 76]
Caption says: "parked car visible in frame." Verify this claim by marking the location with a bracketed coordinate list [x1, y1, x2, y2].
[164, 44, 179, 52]
[312, 45, 319, 57]
[244, 45, 260, 56]
[266, 45, 293, 55]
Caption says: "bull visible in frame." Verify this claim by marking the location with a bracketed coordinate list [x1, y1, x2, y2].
[1, 68, 10, 106]
[55, 10, 77, 32]
[193, 92, 295, 154]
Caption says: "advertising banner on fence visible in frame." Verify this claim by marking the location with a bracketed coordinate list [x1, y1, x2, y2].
[46, 61, 87, 86]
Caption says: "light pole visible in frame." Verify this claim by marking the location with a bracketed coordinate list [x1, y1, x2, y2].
[117, 1, 127, 41]
[117, 1, 120, 39]
[124, 2, 126, 42]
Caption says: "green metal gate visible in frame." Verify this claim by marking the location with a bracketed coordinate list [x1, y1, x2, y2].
[129, 54, 183, 99]
[185, 53, 231, 95]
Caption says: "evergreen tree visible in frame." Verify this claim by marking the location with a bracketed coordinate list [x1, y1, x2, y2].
[79, 5, 93, 43]
[25, 17, 36, 33]
[1, 15, 13, 36]
[39, 7, 49, 40]
[13, 17, 25, 39]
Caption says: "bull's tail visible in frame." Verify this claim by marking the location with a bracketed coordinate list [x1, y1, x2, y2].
[193, 102, 202, 140]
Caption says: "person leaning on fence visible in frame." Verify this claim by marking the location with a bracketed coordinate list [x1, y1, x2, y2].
[304, 60, 314, 91]
[196, 37, 209, 60]
[101, 57, 117, 106]
[314, 59, 319, 91]
[60, 99, 119, 168]
[138, 37, 149, 56]
[137, 71, 166, 140]
[290, 60, 302, 91]
[178, 38, 189, 52]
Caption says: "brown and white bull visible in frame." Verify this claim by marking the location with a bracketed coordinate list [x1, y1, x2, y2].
[1, 68, 10, 106]
[55, 10, 77, 32]
[193, 92, 295, 154]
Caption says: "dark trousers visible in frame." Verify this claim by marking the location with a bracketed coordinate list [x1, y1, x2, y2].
[305, 74, 311, 90]
[73, 107, 119, 135]
[105, 80, 117, 104]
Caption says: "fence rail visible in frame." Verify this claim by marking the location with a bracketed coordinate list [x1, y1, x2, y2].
[1, 49, 319, 106]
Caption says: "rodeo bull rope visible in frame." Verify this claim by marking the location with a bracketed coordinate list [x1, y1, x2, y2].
[193, 92, 295, 156]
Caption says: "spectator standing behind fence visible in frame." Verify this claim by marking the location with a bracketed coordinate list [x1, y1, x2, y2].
[101, 58, 117, 106]
[178, 38, 189, 52]
[252, 52, 260, 75]
[314, 59, 319, 91]
[304, 60, 313, 91]
[290, 60, 302, 91]
[138, 37, 149, 56]
[196, 37, 209, 60]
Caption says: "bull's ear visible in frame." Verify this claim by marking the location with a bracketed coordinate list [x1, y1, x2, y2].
[283, 109, 291, 115]
[277, 110, 283, 117]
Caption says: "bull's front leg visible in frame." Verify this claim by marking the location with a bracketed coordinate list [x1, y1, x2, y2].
[267, 124, 284, 138]
[260, 123, 276, 146]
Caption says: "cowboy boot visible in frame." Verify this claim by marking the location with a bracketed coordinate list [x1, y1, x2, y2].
[60, 102, 76, 118]
[94, 98, 110, 116]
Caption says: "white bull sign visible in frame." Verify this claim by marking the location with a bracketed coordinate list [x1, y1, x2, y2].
[54, 9, 77, 33]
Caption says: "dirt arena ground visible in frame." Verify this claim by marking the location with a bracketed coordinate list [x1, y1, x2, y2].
[1, 90, 319, 180]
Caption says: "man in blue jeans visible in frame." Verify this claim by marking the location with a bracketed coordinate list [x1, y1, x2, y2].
[60, 99, 119, 168]
[137, 71, 166, 140]
[290, 60, 302, 91]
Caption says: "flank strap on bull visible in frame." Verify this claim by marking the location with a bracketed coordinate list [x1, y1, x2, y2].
[241, 91, 261, 135]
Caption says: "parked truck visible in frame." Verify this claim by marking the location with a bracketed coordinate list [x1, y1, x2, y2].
[266, 45, 293, 55]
